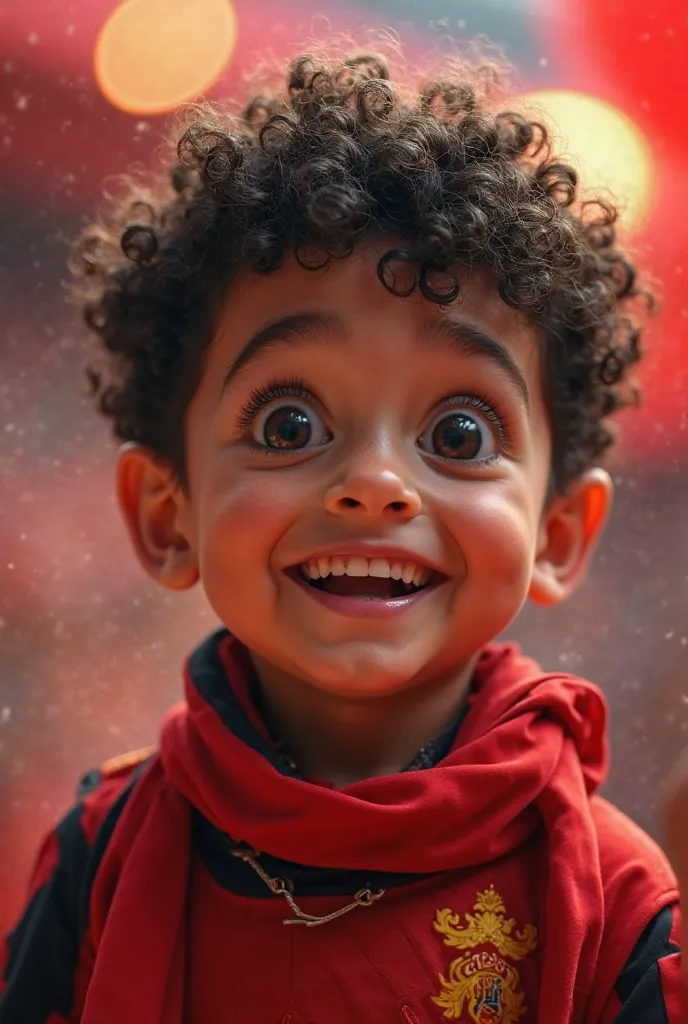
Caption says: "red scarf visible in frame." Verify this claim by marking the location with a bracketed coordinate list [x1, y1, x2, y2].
[81, 633, 608, 1024]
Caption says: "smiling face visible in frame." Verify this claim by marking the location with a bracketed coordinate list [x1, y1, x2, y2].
[118, 240, 611, 699]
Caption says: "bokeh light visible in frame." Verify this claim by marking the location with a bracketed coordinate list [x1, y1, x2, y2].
[518, 89, 655, 234]
[95, 0, 236, 115]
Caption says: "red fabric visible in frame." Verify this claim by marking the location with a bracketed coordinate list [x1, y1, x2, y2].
[597, 991, 622, 1024]
[184, 843, 546, 1022]
[77, 636, 677, 1024]
[584, 800, 681, 1022]
[660, 949, 684, 1023]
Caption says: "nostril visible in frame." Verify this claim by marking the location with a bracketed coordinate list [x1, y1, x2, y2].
[389, 501, 406, 512]
[340, 497, 360, 509]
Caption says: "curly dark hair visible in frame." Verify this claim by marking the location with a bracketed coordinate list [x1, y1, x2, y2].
[72, 49, 652, 493]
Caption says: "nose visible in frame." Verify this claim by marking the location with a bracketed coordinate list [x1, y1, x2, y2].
[324, 464, 422, 520]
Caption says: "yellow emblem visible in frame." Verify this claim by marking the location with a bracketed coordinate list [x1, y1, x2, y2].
[432, 886, 537, 1023]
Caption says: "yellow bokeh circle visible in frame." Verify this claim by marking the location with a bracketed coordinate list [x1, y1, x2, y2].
[517, 90, 655, 234]
[95, 0, 236, 116]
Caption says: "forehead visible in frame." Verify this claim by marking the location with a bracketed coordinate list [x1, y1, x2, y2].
[207, 239, 543, 394]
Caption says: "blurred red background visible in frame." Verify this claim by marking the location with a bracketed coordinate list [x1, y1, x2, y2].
[1, 0, 687, 932]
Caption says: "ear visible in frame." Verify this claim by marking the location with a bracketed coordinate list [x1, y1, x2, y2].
[528, 468, 613, 607]
[115, 443, 200, 591]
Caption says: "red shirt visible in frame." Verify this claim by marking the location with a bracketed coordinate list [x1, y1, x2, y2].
[0, 631, 682, 1023]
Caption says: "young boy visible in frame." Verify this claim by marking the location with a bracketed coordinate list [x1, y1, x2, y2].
[0, 49, 682, 1024]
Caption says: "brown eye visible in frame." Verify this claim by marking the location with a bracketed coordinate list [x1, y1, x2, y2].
[420, 410, 497, 461]
[254, 403, 327, 450]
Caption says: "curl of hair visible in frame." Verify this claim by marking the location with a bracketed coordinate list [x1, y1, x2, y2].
[71, 48, 653, 491]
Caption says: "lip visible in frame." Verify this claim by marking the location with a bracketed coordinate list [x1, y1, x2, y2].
[286, 543, 448, 578]
[288, 568, 447, 619]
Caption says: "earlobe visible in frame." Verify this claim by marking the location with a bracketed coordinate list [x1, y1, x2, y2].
[116, 443, 200, 591]
[529, 468, 613, 607]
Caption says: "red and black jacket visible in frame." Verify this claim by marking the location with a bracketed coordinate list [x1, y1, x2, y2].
[0, 631, 682, 1023]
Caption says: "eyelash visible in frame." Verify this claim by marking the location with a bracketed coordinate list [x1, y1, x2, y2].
[235, 378, 318, 435]
[235, 378, 513, 462]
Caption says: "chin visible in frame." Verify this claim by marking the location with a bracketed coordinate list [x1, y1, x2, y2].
[298, 647, 434, 698]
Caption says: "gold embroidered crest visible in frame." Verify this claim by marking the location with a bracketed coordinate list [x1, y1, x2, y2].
[432, 886, 537, 1023]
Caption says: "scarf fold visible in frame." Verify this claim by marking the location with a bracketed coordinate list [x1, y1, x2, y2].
[82, 631, 609, 1024]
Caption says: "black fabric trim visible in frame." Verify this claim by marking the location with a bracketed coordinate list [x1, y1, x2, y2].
[76, 768, 102, 799]
[0, 805, 87, 1022]
[0, 762, 148, 1023]
[77, 762, 150, 936]
[189, 630, 298, 777]
[192, 808, 432, 898]
[612, 906, 679, 1023]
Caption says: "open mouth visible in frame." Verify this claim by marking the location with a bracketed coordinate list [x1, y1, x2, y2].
[295, 555, 440, 601]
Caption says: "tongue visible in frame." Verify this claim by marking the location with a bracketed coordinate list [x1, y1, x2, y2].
[320, 575, 399, 599]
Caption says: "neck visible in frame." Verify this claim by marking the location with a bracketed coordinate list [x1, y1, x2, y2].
[249, 656, 477, 787]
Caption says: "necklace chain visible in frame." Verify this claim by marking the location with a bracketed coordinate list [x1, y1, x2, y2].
[226, 839, 386, 927]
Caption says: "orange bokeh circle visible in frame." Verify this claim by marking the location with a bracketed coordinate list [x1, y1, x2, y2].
[95, 0, 236, 115]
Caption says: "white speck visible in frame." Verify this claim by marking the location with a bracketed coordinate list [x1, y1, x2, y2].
[14, 94, 29, 111]
[27, 32, 39, 45]
[665, 631, 675, 640]
[538, 57, 549, 68]
[0, 708, 11, 725]
[65, 24, 76, 36]
[457, 18, 466, 29]
[3, 61, 14, 74]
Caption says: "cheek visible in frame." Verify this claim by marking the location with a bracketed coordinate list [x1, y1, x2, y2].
[445, 482, 539, 591]
[196, 471, 300, 592]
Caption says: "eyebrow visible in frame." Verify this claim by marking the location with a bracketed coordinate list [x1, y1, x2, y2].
[221, 311, 342, 392]
[420, 318, 530, 409]
[221, 308, 530, 408]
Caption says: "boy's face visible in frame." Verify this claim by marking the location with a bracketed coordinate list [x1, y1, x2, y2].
[119, 240, 610, 696]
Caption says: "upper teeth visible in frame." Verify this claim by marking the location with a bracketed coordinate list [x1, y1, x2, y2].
[302, 556, 431, 587]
